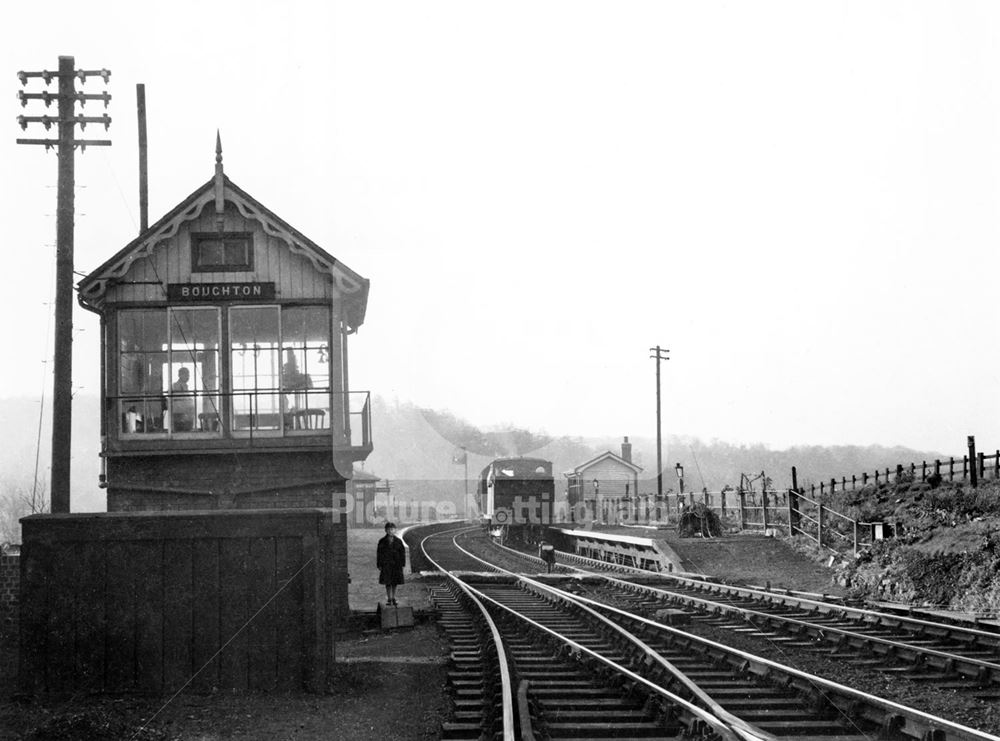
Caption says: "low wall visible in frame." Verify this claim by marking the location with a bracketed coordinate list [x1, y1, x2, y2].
[19, 508, 346, 694]
[0, 550, 19, 646]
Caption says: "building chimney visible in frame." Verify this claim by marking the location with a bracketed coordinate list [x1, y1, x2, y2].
[621, 436, 632, 463]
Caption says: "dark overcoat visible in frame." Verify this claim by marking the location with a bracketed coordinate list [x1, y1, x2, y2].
[377, 534, 406, 586]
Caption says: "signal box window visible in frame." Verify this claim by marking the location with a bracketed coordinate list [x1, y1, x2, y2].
[118, 307, 221, 436]
[228, 305, 332, 435]
[191, 233, 253, 272]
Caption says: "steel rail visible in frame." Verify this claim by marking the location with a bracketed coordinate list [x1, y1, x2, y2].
[465, 538, 775, 738]
[419, 528, 516, 741]
[523, 543, 1000, 683]
[585, 574, 1000, 741]
[440, 528, 764, 740]
[466, 530, 1000, 740]
[513, 573, 777, 741]
[598, 576, 1000, 684]
[636, 569, 1000, 647]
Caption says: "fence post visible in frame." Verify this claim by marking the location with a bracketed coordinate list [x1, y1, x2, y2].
[817, 502, 824, 548]
[862, 472, 868, 486]
[853, 518, 859, 555]
[978, 452, 985, 481]
[842, 476, 847, 491]
[720, 488, 727, 517]
[820, 481, 825, 498]
[874, 470, 879, 485]
[762, 487, 769, 532]
[852, 474, 857, 489]
[896, 464, 904, 483]
[995, 451, 999, 479]
[935, 459, 941, 480]
[949, 458, 954, 481]
[921, 461, 927, 481]
[787, 488, 798, 536]
[968, 436, 978, 488]
[831, 478, 836, 497]
[703, 487, 710, 508]
[909, 463, 915, 480]
[738, 489, 746, 531]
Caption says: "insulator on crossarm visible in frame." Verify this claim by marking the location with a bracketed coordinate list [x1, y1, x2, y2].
[41, 71, 52, 85]
[17, 91, 27, 107]
[100, 69, 110, 83]
[17, 115, 27, 131]
[17, 71, 27, 86]
[42, 116, 53, 130]
[76, 70, 87, 84]
[102, 114, 111, 130]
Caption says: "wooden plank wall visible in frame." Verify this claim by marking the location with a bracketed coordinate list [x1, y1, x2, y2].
[107, 202, 339, 304]
[19, 509, 342, 694]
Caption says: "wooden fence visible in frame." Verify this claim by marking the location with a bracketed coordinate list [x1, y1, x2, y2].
[19, 509, 345, 695]
[796, 449, 1000, 500]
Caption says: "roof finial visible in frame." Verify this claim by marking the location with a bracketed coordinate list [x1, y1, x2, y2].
[214, 130, 225, 219]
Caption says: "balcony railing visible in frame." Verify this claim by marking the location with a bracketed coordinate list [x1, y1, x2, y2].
[112, 389, 372, 452]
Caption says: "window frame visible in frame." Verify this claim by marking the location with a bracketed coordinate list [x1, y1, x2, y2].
[190, 231, 254, 273]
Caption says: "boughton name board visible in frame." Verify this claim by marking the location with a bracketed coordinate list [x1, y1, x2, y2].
[167, 282, 276, 301]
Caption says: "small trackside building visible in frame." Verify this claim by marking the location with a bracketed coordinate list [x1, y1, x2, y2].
[564, 437, 643, 523]
[77, 142, 372, 512]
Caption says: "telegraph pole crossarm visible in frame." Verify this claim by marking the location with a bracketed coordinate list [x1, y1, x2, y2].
[15, 56, 111, 514]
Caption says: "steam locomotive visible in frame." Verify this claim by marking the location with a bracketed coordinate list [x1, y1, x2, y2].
[477, 457, 555, 538]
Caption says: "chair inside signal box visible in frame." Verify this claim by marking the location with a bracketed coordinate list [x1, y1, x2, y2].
[283, 391, 326, 430]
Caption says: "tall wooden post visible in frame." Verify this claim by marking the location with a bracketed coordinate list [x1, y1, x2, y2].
[968, 436, 978, 488]
[50, 56, 75, 514]
[650, 346, 669, 506]
[787, 487, 798, 536]
[16, 57, 111, 514]
[136, 83, 149, 232]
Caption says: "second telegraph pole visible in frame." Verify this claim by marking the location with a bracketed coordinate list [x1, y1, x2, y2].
[649, 345, 670, 504]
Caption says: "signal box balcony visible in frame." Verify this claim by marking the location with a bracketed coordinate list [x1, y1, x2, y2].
[108, 389, 373, 461]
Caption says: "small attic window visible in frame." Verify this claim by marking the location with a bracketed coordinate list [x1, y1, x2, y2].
[191, 232, 253, 272]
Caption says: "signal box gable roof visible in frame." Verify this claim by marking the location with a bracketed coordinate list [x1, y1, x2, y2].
[77, 173, 369, 330]
[562, 450, 643, 477]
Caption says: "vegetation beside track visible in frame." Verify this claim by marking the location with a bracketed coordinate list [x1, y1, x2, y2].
[831, 479, 1000, 614]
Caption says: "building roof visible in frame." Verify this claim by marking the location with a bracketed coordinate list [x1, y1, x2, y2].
[352, 468, 380, 482]
[77, 169, 369, 330]
[563, 450, 643, 477]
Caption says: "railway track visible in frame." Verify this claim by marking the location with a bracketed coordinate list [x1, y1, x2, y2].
[417, 524, 1000, 740]
[502, 542, 1000, 696]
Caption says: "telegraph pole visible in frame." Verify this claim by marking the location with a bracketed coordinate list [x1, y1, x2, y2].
[649, 346, 670, 502]
[17, 56, 111, 513]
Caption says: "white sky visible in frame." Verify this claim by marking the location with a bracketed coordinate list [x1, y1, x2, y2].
[2, 1, 999, 455]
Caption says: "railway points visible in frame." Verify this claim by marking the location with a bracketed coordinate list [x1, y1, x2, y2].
[412, 522, 1000, 740]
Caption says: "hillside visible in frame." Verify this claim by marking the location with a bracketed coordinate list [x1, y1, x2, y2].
[0, 393, 955, 531]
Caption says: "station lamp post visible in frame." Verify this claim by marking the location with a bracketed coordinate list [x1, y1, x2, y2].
[675, 463, 685, 506]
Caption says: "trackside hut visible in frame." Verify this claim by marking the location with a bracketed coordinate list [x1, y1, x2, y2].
[77, 144, 372, 512]
[564, 438, 642, 523]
